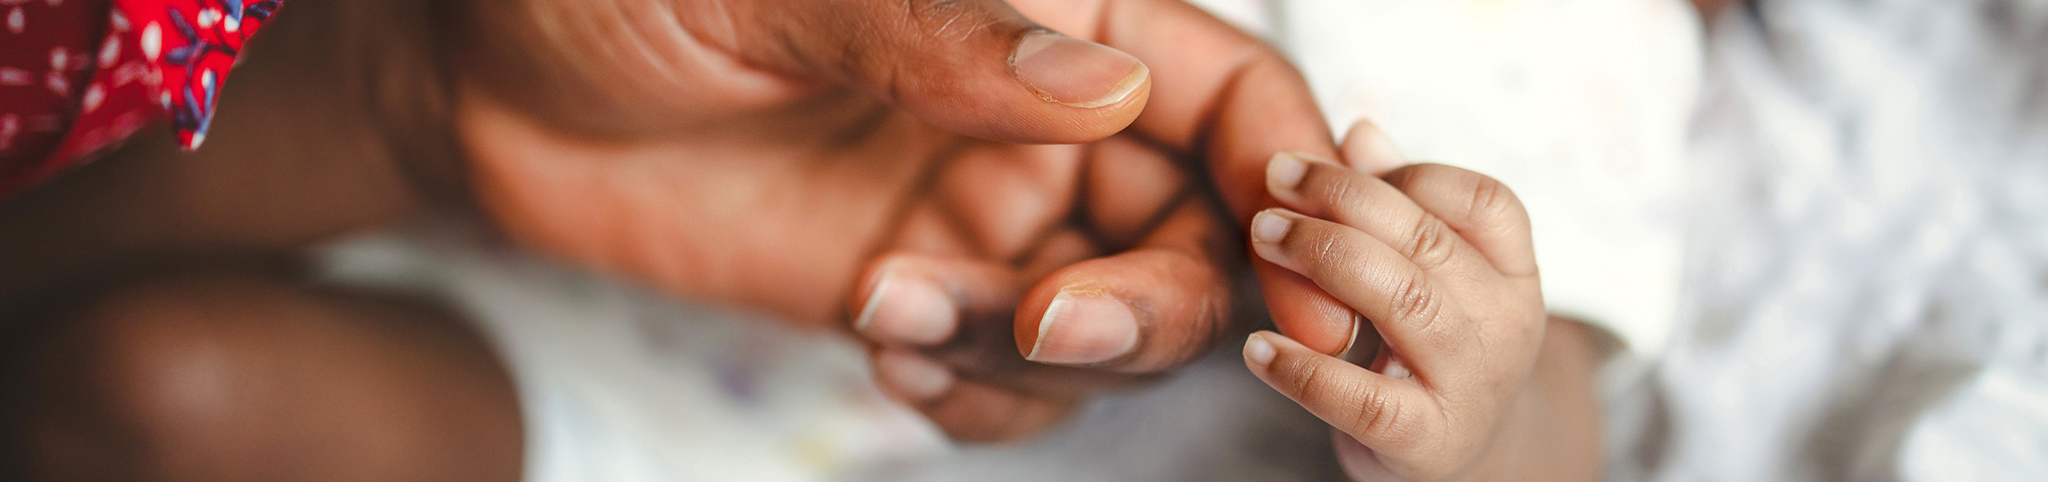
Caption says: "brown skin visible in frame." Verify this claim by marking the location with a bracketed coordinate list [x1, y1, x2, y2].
[1241, 123, 1601, 481]
[0, 271, 523, 482]
[1694, 0, 1743, 19]
[0, 0, 448, 317]
[0, 0, 1714, 477]
[449, 0, 1353, 440]
[4, 0, 1315, 458]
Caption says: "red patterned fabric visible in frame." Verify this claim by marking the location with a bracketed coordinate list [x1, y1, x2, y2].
[0, 0, 282, 197]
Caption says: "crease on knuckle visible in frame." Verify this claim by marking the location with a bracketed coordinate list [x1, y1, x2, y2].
[1466, 174, 1523, 236]
[902, 0, 969, 23]
[1303, 228, 1348, 272]
[1403, 217, 1454, 271]
[1284, 356, 1332, 401]
[1310, 167, 1366, 215]
[1347, 381, 1417, 448]
[1390, 274, 1445, 339]
[901, 0, 1003, 41]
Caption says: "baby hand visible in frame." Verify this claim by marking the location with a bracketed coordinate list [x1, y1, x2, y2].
[1242, 139, 1548, 480]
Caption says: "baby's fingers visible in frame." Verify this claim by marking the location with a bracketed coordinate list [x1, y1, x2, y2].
[1381, 164, 1536, 278]
[1243, 331, 1456, 479]
[1248, 208, 1468, 375]
[1266, 153, 1490, 278]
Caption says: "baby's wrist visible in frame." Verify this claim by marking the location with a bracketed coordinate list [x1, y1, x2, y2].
[1461, 317, 1605, 482]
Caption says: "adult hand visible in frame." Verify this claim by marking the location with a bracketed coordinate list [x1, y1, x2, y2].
[449, 0, 1356, 440]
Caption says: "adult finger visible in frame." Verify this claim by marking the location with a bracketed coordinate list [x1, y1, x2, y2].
[724, 0, 1151, 144]
[1247, 208, 1471, 375]
[1243, 332, 1451, 475]
[911, 377, 1079, 443]
[1380, 164, 1538, 278]
[850, 254, 1018, 347]
[855, 250, 1160, 394]
[1037, 0, 1339, 217]
[1012, 200, 1238, 373]
[872, 347, 960, 403]
[873, 346, 1144, 405]
[1032, 0, 1349, 357]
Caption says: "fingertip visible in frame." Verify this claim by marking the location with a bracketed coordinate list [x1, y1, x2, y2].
[767, 1, 1147, 145]
[1017, 248, 1228, 373]
[1242, 330, 1333, 394]
[1340, 119, 1407, 175]
[984, 29, 1153, 143]
[850, 263, 959, 346]
[1022, 289, 1140, 366]
[1011, 30, 1151, 109]
[1248, 208, 1309, 276]
[1257, 329, 1316, 352]
[919, 381, 1077, 442]
[874, 349, 956, 402]
[1266, 152, 1311, 196]
[1248, 209, 1295, 246]
[1243, 331, 1278, 368]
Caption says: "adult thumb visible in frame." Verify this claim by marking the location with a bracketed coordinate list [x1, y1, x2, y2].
[744, 0, 1150, 144]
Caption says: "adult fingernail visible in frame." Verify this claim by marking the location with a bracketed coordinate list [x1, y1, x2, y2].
[853, 273, 956, 346]
[1026, 291, 1140, 365]
[875, 350, 954, 400]
[1250, 209, 1293, 245]
[1012, 31, 1149, 108]
[1268, 152, 1310, 193]
[1244, 332, 1277, 366]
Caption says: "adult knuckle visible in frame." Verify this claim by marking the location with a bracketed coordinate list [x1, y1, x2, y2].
[899, 0, 1004, 41]
[901, 0, 971, 23]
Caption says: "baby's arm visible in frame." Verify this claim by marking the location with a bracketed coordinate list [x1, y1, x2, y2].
[1239, 125, 1602, 481]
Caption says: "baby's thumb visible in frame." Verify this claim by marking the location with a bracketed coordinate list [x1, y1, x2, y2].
[749, 0, 1149, 144]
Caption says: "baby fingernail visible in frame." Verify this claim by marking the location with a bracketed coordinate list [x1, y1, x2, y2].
[1267, 152, 1309, 192]
[853, 273, 956, 346]
[875, 350, 954, 400]
[1027, 291, 1140, 365]
[1012, 31, 1150, 108]
[1244, 333, 1277, 366]
[1250, 209, 1293, 245]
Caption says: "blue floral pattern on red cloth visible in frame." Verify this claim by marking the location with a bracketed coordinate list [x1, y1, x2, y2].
[0, 0, 284, 197]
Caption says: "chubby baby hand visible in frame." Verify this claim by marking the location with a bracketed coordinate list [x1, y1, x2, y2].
[1242, 127, 1549, 481]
